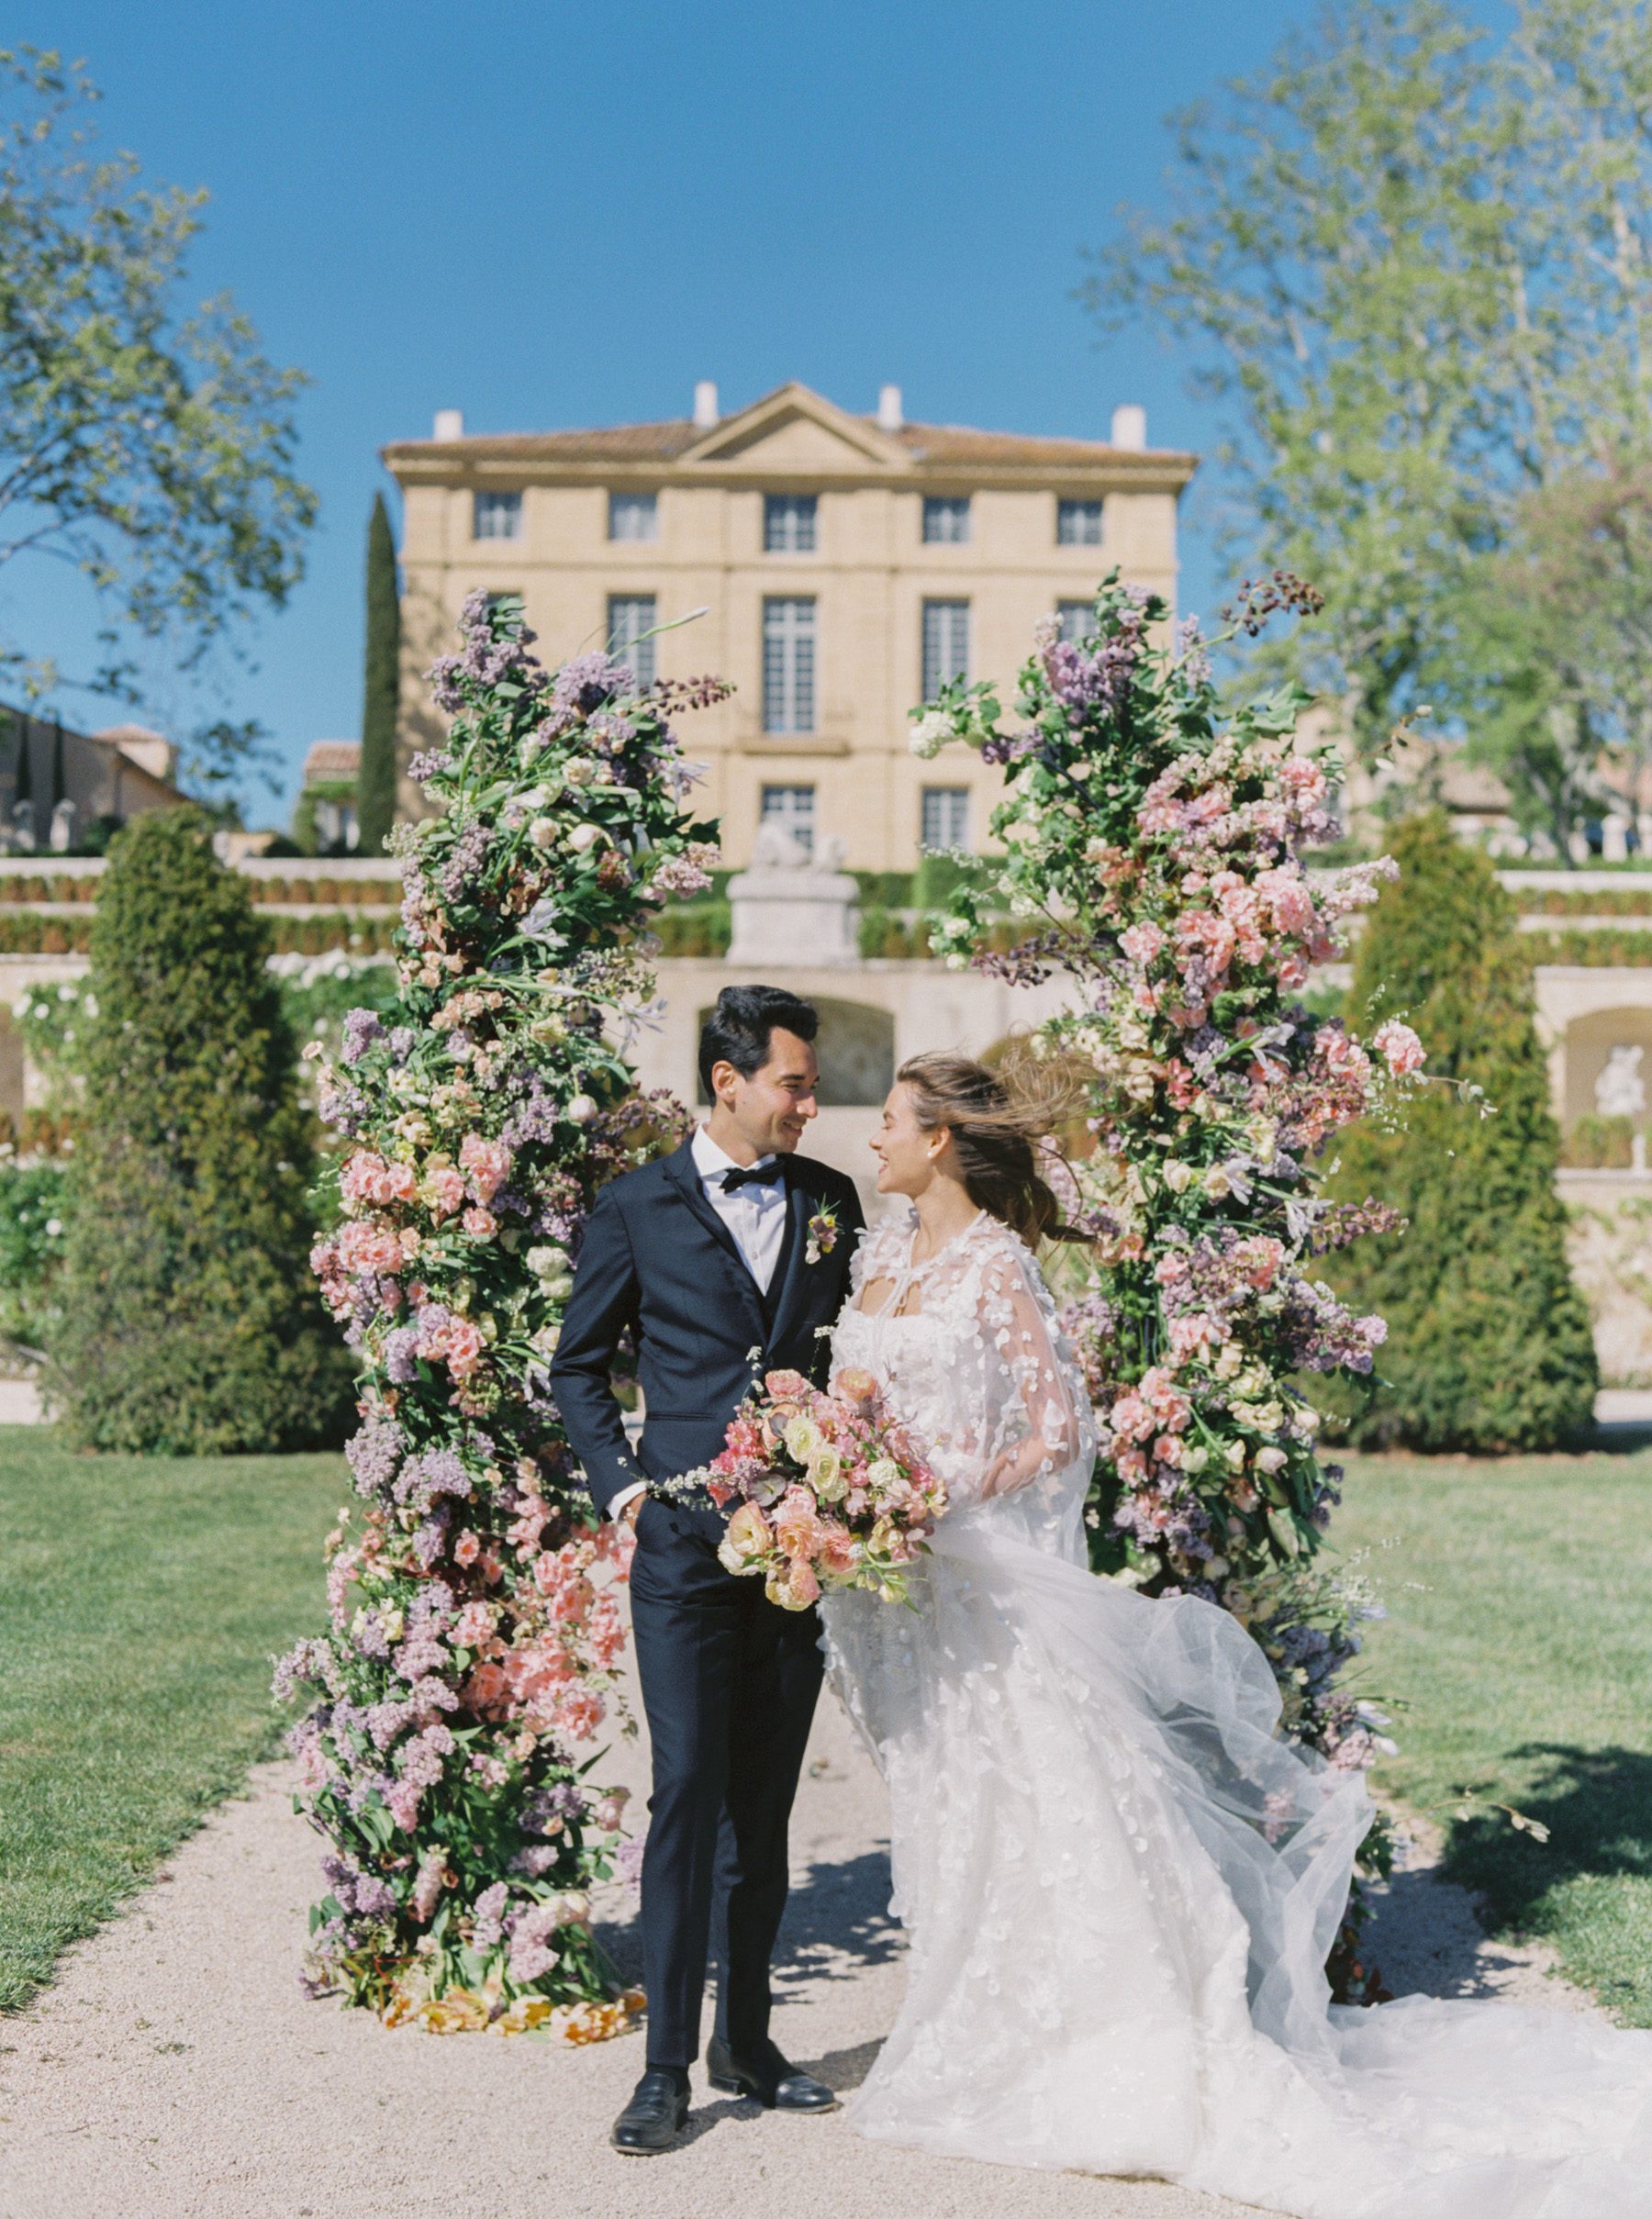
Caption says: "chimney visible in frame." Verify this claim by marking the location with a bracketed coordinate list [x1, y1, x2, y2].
[1111, 404, 1147, 451]
[432, 407, 464, 441]
[693, 380, 720, 429]
[876, 383, 904, 431]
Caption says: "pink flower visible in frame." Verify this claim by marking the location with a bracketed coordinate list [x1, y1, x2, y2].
[459, 1132, 513, 1203]
[452, 1528, 481, 1567]
[553, 1686, 607, 1740]
[337, 1219, 405, 1277]
[1109, 1392, 1155, 1444]
[772, 1484, 826, 1562]
[453, 1600, 493, 1645]
[1121, 921, 1164, 965]
[444, 1318, 486, 1378]
[1372, 1019, 1425, 1076]
[462, 1205, 498, 1239]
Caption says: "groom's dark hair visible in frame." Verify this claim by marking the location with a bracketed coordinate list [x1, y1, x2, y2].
[698, 984, 820, 1100]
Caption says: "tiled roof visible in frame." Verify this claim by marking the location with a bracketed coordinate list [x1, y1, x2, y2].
[304, 740, 361, 784]
[384, 413, 1191, 469]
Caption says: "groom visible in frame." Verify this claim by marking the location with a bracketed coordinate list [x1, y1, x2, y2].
[551, 984, 865, 2153]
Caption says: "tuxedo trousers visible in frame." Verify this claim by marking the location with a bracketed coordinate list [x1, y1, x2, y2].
[628, 1491, 825, 2068]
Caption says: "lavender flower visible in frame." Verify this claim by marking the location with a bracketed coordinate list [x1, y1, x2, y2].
[341, 1008, 385, 1065]
[345, 1414, 403, 1498]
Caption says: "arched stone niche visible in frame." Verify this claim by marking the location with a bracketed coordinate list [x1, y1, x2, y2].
[1562, 1006, 1652, 1125]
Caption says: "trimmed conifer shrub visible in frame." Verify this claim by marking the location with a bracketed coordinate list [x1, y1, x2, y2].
[1325, 811, 1597, 1452]
[53, 808, 353, 1453]
[355, 492, 400, 855]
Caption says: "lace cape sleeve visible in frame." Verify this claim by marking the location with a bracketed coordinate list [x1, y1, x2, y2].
[970, 1227, 1094, 1496]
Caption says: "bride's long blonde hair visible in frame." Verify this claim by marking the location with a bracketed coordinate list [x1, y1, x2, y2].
[896, 1048, 1089, 1250]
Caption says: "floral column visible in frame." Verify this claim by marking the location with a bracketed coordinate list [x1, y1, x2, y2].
[918, 574, 1423, 1997]
[281, 594, 723, 2034]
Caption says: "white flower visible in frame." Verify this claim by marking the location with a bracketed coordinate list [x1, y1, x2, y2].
[567, 1093, 599, 1124]
[909, 709, 954, 760]
[1162, 1160, 1193, 1194]
[528, 818, 558, 850]
[567, 823, 604, 853]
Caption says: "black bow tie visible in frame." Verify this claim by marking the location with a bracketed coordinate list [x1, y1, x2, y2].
[720, 1157, 786, 1192]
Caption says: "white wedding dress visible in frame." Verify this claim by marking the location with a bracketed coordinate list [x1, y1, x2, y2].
[822, 1208, 1652, 2217]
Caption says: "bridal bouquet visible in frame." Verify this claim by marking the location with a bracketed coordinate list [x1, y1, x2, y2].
[678, 1366, 947, 1609]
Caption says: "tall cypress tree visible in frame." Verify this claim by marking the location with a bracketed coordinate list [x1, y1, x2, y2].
[13, 714, 31, 831]
[53, 808, 353, 1452]
[356, 492, 400, 855]
[1326, 812, 1597, 1451]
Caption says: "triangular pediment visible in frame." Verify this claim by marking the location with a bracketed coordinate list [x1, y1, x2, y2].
[679, 382, 907, 472]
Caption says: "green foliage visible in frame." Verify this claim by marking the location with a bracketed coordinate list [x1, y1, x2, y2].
[1338, 1448, 1652, 2026]
[1327, 814, 1598, 1449]
[1087, 0, 1652, 839]
[0, 47, 314, 701]
[0, 1435, 345, 2011]
[52, 809, 353, 1453]
[651, 896, 730, 956]
[0, 1156, 68, 1349]
[357, 493, 400, 855]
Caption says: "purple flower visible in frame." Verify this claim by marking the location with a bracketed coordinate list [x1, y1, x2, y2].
[384, 1326, 419, 1384]
[345, 1415, 403, 1498]
[441, 821, 493, 902]
[341, 1008, 385, 1065]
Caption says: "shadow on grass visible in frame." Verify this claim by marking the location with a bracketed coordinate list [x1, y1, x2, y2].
[1436, 1743, 1652, 1924]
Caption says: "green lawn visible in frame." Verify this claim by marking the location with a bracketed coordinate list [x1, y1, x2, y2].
[1336, 1447, 1652, 2024]
[3, 1432, 1649, 2031]
[0, 1429, 344, 2010]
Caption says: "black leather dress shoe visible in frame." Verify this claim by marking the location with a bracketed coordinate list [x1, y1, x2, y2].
[610, 2067, 691, 2154]
[706, 2035, 838, 2112]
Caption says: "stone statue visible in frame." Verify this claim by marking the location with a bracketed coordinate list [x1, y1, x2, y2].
[48, 798, 76, 853]
[10, 799, 33, 852]
[1596, 1043, 1647, 1121]
[727, 823, 860, 966]
[750, 818, 810, 870]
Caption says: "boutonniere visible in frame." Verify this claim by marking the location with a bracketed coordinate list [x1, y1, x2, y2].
[806, 1207, 842, 1266]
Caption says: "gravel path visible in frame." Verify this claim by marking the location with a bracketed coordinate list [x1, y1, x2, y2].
[0, 1662, 1601, 2219]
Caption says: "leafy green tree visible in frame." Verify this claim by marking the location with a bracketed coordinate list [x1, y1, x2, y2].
[1326, 814, 1597, 1451]
[356, 494, 400, 854]
[1087, 0, 1652, 828]
[52, 809, 352, 1453]
[0, 47, 314, 702]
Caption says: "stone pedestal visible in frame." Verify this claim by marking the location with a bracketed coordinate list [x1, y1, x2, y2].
[726, 823, 860, 967]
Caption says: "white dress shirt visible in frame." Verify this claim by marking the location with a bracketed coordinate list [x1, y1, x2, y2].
[689, 1122, 788, 1294]
[607, 1126, 787, 1522]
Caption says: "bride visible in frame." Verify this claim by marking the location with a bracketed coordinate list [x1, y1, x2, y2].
[821, 1050, 1652, 2218]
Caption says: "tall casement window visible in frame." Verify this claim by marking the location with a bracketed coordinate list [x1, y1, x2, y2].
[921, 495, 971, 545]
[921, 786, 970, 852]
[763, 597, 817, 733]
[473, 489, 523, 541]
[1056, 497, 1104, 547]
[1056, 599, 1092, 646]
[608, 490, 659, 542]
[764, 494, 818, 552]
[761, 783, 817, 853]
[921, 599, 970, 700]
[608, 594, 658, 686]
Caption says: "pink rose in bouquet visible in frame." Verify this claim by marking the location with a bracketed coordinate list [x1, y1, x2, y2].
[678, 1366, 948, 1610]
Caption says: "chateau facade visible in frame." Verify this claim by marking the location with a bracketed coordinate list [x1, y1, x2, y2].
[382, 381, 1195, 871]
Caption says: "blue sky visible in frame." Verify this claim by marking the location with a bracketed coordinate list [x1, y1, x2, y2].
[0, 1, 1490, 820]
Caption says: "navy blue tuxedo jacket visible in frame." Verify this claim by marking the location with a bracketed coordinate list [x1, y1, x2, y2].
[550, 1139, 865, 1519]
